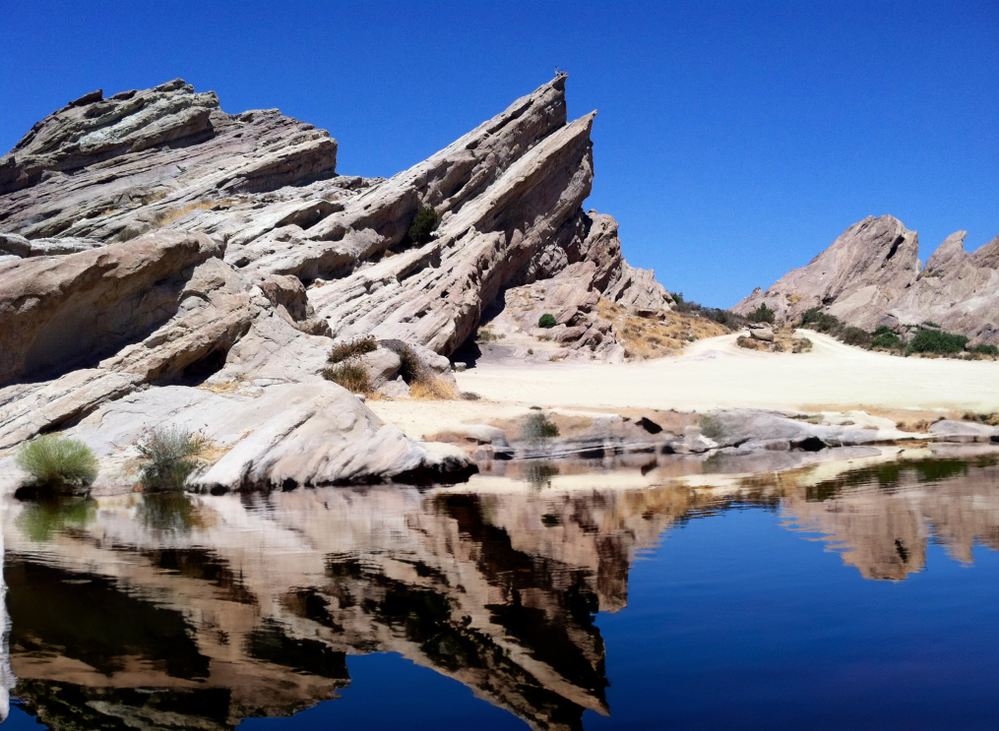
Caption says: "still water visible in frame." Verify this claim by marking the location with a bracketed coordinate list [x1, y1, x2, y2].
[1, 457, 997, 730]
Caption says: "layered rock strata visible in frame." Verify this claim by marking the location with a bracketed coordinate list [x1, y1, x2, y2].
[0, 76, 670, 488]
[733, 215, 999, 345]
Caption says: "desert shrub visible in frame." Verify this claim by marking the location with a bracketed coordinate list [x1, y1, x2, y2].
[410, 374, 458, 400]
[321, 361, 372, 393]
[840, 326, 873, 347]
[971, 343, 999, 356]
[705, 308, 744, 329]
[871, 328, 903, 350]
[791, 337, 813, 353]
[397, 345, 423, 382]
[799, 308, 842, 333]
[922, 320, 941, 329]
[671, 292, 691, 313]
[407, 205, 439, 244]
[523, 412, 560, 440]
[736, 335, 766, 350]
[748, 303, 775, 324]
[907, 328, 968, 355]
[328, 336, 377, 364]
[16, 436, 98, 492]
[538, 313, 557, 329]
[137, 426, 212, 492]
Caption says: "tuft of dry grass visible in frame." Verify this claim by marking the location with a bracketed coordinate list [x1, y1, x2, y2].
[410, 374, 458, 400]
[321, 362, 372, 394]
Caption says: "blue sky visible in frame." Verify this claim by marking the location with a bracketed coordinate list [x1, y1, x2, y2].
[2, 1, 996, 307]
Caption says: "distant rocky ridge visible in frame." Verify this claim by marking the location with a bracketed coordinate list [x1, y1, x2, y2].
[733, 215, 999, 346]
[0, 77, 671, 489]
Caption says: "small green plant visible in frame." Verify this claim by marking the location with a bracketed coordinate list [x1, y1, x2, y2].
[907, 328, 968, 355]
[538, 313, 558, 329]
[523, 412, 560, 441]
[16, 436, 98, 492]
[407, 205, 439, 244]
[321, 361, 372, 393]
[748, 303, 775, 324]
[328, 337, 377, 365]
[137, 426, 213, 492]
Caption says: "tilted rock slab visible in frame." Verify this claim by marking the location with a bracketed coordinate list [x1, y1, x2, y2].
[734, 215, 999, 345]
[0, 75, 671, 488]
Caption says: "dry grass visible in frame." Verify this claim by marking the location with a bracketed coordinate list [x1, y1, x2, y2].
[737, 327, 812, 353]
[197, 374, 249, 395]
[154, 198, 240, 228]
[321, 362, 372, 394]
[599, 298, 729, 359]
[410, 374, 459, 400]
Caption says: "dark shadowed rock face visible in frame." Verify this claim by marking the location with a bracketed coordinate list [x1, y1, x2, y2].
[733, 215, 999, 345]
[0, 76, 670, 488]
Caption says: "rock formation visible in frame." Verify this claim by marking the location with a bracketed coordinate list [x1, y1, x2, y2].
[0, 76, 671, 489]
[733, 215, 999, 345]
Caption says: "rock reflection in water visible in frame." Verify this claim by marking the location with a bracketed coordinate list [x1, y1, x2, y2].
[0, 457, 996, 729]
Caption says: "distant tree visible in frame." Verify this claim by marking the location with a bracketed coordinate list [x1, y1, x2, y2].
[538, 313, 557, 329]
[748, 303, 775, 324]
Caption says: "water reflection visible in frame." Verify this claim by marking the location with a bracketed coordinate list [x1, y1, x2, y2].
[0, 457, 997, 729]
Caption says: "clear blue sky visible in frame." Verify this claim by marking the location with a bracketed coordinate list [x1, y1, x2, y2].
[2, 1, 996, 307]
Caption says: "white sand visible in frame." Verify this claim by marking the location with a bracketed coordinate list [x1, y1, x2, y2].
[456, 330, 999, 415]
[366, 331, 997, 440]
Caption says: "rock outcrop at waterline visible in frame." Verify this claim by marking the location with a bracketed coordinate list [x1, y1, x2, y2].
[733, 215, 999, 345]
[0, 76, 671, 489]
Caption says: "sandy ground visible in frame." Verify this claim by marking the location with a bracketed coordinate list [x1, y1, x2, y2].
[369, 330, 998, 438]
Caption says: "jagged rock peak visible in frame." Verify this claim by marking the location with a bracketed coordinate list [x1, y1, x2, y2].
[734, 215, 999, 345]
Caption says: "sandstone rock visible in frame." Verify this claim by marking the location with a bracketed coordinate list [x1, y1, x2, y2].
[750, 327, 775, 342]
[929, 420, 998, 443]
[0, 75, 672, 489]
[734, 216, 999, 345]
[0, 229, 224, 385]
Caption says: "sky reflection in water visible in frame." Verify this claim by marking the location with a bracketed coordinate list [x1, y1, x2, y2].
[2, 457, 998, 730]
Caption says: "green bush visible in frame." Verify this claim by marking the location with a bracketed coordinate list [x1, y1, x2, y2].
[328, 337, 377, 364]
[407, 205, 439, 244]
[907, 328, 968, 354]
[538, 313, 557, 329]
[871, 330, 903, 350]
[799, 308, 842, 333]
[748, 304, 775, 324]
[321, 361, 371, 393]
[137, 426, 212, 492]
[16, 436, 98, 492]
[523, 412, 560, 440]
[971, 343, 999, 356]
